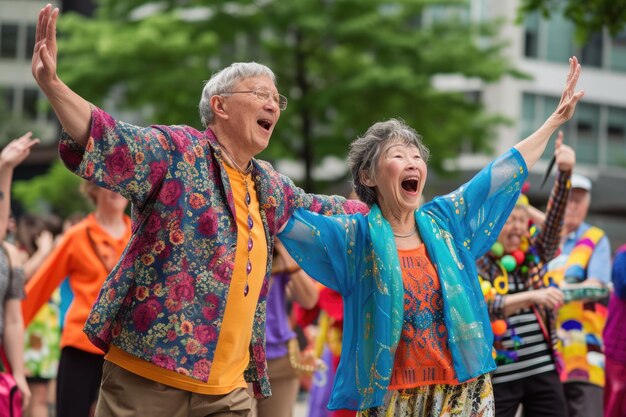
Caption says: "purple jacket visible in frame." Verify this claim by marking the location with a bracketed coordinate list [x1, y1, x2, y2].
[604, 245, 626, 364]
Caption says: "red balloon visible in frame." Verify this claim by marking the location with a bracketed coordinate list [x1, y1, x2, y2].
[511, 249, 525, 266]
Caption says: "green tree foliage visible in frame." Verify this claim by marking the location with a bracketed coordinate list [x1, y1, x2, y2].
[0, 90, 43, 146]
[13, 160, 92, 217]
[58, 0, 518, 191]
[519, 0, 626, 43]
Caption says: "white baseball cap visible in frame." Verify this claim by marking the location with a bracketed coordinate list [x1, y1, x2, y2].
[571, 174, 592, 192]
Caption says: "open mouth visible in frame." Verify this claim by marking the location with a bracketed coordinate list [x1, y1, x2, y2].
[258, 119, 272, 131]
[506, 235, 522, 247]
[401, 179, 418, 192]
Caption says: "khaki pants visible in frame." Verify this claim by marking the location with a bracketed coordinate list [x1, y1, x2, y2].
[95, 361, 253, 417]
[250, 354, 300, 417]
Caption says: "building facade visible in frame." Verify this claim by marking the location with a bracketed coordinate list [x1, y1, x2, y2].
[432, 0, 626, 248]
[2, 0, 625, 245]
[0, 0, 58, 140]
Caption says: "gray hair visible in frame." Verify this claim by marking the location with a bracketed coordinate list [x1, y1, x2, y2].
[348, 118, 430, 206]
[199, 62, 277, 128]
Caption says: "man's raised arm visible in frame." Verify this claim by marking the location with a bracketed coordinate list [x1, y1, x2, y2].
[33, 4, 92, 146]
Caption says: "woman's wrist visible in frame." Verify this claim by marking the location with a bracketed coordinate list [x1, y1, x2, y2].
[543, 116, 562, 132]
[0, 160, 13, 172]
[272, 264, 302, 275]
[12, 371, 27, 381]
[287, 266, 302, 274]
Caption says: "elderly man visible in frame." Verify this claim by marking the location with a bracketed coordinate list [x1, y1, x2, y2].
[545, 173, 612, 417]
[32, 5, 366, 417]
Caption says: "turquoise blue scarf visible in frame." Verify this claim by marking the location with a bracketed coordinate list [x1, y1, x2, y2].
[367, 203, 494, 383]
[366, 203, 405, 334]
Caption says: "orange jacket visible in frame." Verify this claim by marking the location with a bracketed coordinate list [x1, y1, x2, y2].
[22, 213, 131, 354]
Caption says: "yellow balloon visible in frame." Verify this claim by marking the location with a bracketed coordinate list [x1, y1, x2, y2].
[481, 280, 493, 296]
[519, 239, 529, 253]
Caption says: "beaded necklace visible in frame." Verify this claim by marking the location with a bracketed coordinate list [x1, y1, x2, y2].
[393, 229, 417, 238]
[220, 145, 255, 297]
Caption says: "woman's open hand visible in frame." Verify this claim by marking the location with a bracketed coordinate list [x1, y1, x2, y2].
[0, 132, 40, 169]
[549, 57, 584, 127]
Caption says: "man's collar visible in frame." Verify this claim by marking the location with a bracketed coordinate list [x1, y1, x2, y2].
[565, 222, 589, 242]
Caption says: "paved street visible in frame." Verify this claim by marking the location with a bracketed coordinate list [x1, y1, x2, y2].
[295, 395, 309, 417]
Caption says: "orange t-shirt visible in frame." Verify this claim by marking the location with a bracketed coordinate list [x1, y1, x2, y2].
[107, 163, 268, 394]
[389, 245, 459, 389]
[22, 213, 131, 355]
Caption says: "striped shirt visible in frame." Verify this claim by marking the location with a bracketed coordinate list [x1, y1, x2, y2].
[477, 169, 571, 384]
[488, 280, 554, 384]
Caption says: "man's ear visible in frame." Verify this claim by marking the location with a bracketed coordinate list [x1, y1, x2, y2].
[360, 169, 375, 187]
[211, 95, 228, 120]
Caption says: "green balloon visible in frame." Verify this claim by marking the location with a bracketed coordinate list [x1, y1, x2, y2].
[501, 255, 517, 272]
[491, 242, 504, 258]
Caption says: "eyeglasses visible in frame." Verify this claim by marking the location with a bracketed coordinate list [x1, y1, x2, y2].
[220, 88, 288, 111]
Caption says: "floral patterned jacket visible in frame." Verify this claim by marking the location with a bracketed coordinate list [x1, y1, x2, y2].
[58, 105, 367, 397]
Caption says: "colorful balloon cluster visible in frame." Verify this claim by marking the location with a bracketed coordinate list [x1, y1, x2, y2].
[480, 240, 541, 339]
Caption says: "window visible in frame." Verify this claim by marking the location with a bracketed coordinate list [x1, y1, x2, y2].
[2, 88, 15, 113]
[26, 24, 36, 59]
[545, 13, 575, 63]
[523, 11, 626, 73]
[0, 24, 19, 59]
[521, 94, 626, 168]
[607, 107, 626, 167]
[581, 32, 603, 68]
[610, 30, 626, 72]
[524, 12, 540, 58]
[23, 88, 39, 119]
[575, 102, 600, 164]
[521, 93, 537, 139]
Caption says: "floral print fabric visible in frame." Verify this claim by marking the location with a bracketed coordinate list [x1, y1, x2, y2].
[389, 247, 457, 389]
[58, 105, 366, 397]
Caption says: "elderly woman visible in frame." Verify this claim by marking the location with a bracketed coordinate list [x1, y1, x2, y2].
[278, 57, 583, 416]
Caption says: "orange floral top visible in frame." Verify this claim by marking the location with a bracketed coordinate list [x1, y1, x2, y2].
[389, 246, 458, 389]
